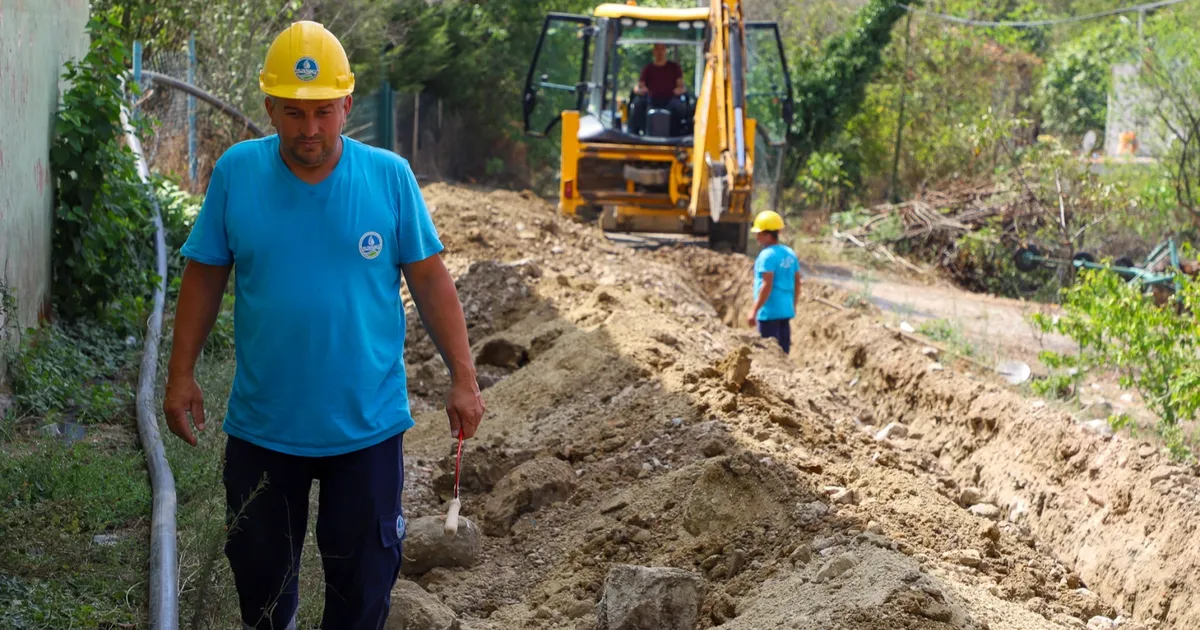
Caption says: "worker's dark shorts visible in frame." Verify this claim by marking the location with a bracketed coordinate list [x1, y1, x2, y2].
[757, 318, 791, 354]
[222, 432, 406, 630]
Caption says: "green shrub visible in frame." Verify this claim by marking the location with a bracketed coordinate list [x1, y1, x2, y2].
[1031, 265, 1200, 461]
[49, 14, 160, 329]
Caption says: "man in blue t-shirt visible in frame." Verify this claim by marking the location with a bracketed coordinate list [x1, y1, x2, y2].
[747, 210, 801, 354]
[161, 22, 484, 630]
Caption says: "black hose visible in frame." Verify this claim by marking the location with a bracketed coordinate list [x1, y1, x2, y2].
[141, 69, 267, 138]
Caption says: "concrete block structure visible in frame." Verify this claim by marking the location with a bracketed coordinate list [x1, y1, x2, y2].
[0, 1, 90, 354]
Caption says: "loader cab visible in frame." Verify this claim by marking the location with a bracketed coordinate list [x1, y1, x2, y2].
[522, 5, 793, 148]
[523, 3, 793, 254]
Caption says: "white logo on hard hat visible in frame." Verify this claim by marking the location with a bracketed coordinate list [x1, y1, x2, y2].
[295, 57, 319, 82]
[359, 232, 383, 260]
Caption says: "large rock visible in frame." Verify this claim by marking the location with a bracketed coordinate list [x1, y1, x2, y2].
[385, 580, 460, 630]
[596, 565, 704, 630]
[482, 457, 577, 535]
[400, 515, 481, 576]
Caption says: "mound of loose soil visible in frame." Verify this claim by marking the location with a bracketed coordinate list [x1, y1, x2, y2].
[386, 183, 1191, 630]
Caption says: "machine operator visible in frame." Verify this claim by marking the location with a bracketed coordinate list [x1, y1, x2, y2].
[629, 43, 688, 137]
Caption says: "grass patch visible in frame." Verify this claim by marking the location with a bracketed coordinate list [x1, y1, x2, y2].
[0, 435, 151, 628]
[916, 318, 980, 360]
[1, 296, 329, 629]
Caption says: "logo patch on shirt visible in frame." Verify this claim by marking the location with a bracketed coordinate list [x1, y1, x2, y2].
[358, 231, 383, 259]
[396, 514, 406, 541]
[294, 57, 319, 82]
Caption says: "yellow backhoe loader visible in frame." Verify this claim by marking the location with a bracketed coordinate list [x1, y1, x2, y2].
[522, 1, 794, 252]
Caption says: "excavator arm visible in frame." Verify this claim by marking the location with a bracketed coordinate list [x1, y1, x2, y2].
[689, 0, 752, 227]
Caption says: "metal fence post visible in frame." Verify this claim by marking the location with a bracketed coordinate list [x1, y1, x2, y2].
[132, 40, 143, 114]
[378, 81, 395, 152]
[188, 34, 197, 185]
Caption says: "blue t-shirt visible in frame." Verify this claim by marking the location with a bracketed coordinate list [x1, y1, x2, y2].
[753, 243, 800, 321]
[181, 134, 443, 457]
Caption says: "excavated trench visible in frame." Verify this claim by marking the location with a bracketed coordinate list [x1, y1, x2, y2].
[384, 183, 1195, 630]
[658, 246, 1200, 630]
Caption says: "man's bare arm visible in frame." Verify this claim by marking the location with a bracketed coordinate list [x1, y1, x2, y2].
[794, 270, 802, 310]
[748, 271, 774, 325]
[403, 253, 485, 438]
[163, 260, 232, 445]
[168, 260, 232, 379]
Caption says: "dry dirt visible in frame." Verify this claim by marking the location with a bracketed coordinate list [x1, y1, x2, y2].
[388, 183, 1200, 630]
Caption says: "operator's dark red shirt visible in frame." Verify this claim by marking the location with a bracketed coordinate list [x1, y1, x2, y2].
[640, 61, 682, 101]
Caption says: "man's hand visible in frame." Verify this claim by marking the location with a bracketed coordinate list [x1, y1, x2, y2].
[163, 260, 232, 446]
[403, 253, 487, 440]
[164, 374, 206, 446]
[446, 376, 485, 439]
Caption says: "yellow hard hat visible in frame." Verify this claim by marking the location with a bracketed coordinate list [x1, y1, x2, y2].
[259, 21, 355, 100]
[751, 210, 785, 233]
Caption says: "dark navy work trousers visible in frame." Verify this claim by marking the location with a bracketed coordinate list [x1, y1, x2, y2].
[222, 432, 406, 630]
[758, 318, 792, 354]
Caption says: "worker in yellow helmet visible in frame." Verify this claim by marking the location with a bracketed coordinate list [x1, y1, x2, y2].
[163, 21, 485, 630]
[746, 210, 801, 354]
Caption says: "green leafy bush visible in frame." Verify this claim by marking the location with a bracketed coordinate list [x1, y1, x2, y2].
[1031, 266, 1200, 461]
[50, 14, 157, 328]
[7, 321, 138, 425]
[1035, 24, 1133, 137]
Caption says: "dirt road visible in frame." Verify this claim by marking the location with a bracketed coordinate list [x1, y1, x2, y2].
[384, 183, 1199, 630]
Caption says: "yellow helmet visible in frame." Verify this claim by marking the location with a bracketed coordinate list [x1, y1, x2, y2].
[259, 21, 355, 100]
[751, 210, 785, 233]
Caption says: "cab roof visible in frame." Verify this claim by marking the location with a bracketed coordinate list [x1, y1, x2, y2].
[592, 3, 711, 22]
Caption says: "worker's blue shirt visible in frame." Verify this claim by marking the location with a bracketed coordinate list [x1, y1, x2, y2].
[181, 134, 443, 457]
[754, 243, 800, 321]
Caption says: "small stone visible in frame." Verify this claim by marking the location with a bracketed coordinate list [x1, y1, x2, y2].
[1081, 419, 1114, 437]
[385, 580, 460, 630]
[866, 520, 884, 535]
[1065, 573, 1082, 589]
[632, 528, 653, 544]
[672, 417, 684, 428]
[769, 410, 802, 429]
[928, 362, 945, 372]
[942, 549, 982, 567]
[794, 501, 829, 526]
[700, 436, 724, 456]
[1138, 444, 1157, 458]
[400, 516, 481, 576]
[557, 274, 571, 287]
[1088, 617, 1116, 630]
[875, 422, 909, 441]
[482, 457, 577, 536]
[1052, 614, 1088, 630]
[832, 488, 859, 505]
[1149, 466, 1176, 484]
[92, 534, 121, 546]
[789, 545, 812, 565]
[596, 565, 704, 630]
[601, 499, 628, 515]
[958, 487, 984, 507]
[967, 504, 1001, 520]
[795, 460, 824, 474]
[566, 600, 594, 619]
[980, 522, 1001, 542]
[814, 553, 858, 583]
